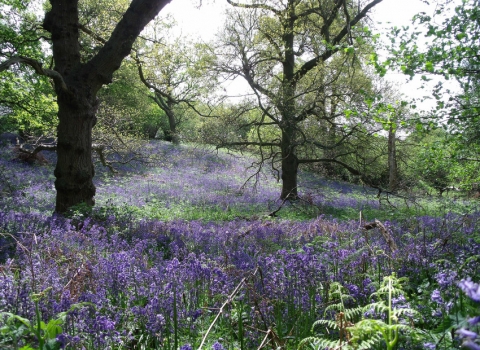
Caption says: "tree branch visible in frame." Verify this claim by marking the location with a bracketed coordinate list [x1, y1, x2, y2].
[217, 141, 280, 148]
[0, 56, 68, 92]
[84, 0, 172, 91]
[298, 157, 361, 176]
[226, 0, 281, 16]
[293, 0, 383, 83]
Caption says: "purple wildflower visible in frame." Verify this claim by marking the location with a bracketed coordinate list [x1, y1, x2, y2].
[212, 341, 226, 350]
[95, 315, 116, 331]
[55, 333, 68, 349]
[461, 340, 480, 350]
[469, 316, 480, 326]
[180, 345, 193, 350]
[458, 279, 480, 302]
[423, 342, 436, 349]
[457, 328, 478, 340]
[435, 270, 457, 288]
[431, 289, 443, 304]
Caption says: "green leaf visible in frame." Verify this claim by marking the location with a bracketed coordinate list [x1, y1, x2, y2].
[45, 338, 62, 350]
[425, 61, 434, 72]
[42, 319, 63, 340]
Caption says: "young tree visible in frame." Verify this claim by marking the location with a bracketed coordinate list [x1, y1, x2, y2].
[135, 28, 217, 144]
[379, 0, 480, 191]
[0, 0, 171, 213]
[217, 0, 383, 200]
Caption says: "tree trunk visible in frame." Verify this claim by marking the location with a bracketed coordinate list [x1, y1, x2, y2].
[280, 146, 299, 199]
[54, 92, 98, 212]
[388, 126, 398, 191]
[153, 94, 179, 144]
[166, 100, 180, 144]
[323, 124, 338, 177]
[279, 0, 299, 200]
[280, 126, 299, 200]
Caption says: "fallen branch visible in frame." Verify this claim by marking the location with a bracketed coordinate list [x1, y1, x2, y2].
[363, 220, 398, 253]
[257, 328, 273, 349]
[197, 267, 258, 350]
[267, 196, 289, 217]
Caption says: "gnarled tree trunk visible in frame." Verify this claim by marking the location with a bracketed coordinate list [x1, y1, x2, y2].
[54, 91, 98, 212]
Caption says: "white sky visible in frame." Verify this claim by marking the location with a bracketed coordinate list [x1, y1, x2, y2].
[162, 0, 460, 108]
[163, 0, 432, 41]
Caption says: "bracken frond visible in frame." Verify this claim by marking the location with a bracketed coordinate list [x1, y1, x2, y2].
[344, 306, 364, 321]
[300, 336, 350, 350]
[356, 332, 383, 350]
[312, 318, 338, 330]
[326, 302, 347, 314]
[393, 307, 418, 318]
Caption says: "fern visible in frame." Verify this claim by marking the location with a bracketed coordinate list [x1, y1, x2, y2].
[299, 336, 349, 349]
[312, 319, 339, 330]
[300, 274, 420, 350]
[300, 282, 361, 349]
[349, 274, 419, 350]
[344, 306, 364, 321]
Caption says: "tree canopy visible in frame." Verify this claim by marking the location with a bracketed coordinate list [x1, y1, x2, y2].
[215, 0, 383, 199]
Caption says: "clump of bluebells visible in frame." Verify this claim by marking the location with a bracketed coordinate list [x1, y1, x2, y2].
[456, 279, 480, 350]
[0, 142, 480, 348]
[0, 209, 479, 349]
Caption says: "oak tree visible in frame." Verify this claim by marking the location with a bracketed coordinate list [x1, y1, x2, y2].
[0, 0, 171, 213]
[217, 0, 383, 200]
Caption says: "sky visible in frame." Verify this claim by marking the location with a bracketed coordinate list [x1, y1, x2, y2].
[161, 0, 459, 107]
[163, 0, 430, 39]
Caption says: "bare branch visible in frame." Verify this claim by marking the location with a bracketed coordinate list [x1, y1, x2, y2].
[226, 0, 281, 16]
[298, 157, 361, 176]
[217, 141, 280, 148]
[0, 56, 68, 91]
[293, 0, 383, 83]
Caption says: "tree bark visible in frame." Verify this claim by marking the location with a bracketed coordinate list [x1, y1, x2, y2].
[154, 94, 179, 144]
[166, 98, 180, 144]
[388, 126, 398, 191]
[280, 130, 299, 199]
[54, 92, 98, 212]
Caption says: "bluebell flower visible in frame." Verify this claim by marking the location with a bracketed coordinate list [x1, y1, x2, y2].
[458, 279, 480, 302]
[95, 315, 116, 331]
[461, 340, 480, 350]
[212, 341, 226, 350]
[423, 342, 436, 349]
[435, 270, 457, 288]
[55, 333, 68, 349]
[180, 344, 193, 350]
[457, 328, 478, 340]
[469, 316, 480, 326]
[431, 289, 443, 304]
